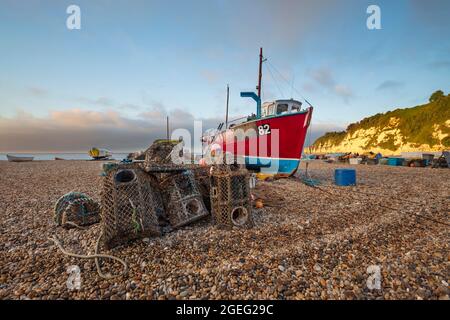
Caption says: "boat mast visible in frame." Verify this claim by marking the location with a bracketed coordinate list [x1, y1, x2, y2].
[240, 48, 264, 118]
[166, 116, 169, 140]
[225, 84, 229, 129]
[257, 47, 263, 98]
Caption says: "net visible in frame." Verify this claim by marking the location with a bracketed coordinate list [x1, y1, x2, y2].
[101, 163, 162, 249]
[193, 166, 212, 212]
[143, 139, 181, 168]
[54, 192, 100, 228]
[210, 164, 253, 229]
[160, 170, 210, 229]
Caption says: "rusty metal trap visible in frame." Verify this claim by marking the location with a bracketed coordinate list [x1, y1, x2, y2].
[101, 163, 163, 249]
[160, 170, 209, 229]
[210, 164, 253, 229]
[54, 192, 100, 228]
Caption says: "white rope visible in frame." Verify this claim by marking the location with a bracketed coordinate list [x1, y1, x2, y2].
[48, 230, 128, 279]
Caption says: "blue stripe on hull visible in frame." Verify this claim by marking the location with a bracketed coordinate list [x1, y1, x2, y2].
[244, 156, 300, 175]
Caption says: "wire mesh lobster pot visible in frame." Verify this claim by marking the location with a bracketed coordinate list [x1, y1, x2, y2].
[101, 164, 163, 249]
[54, 192, 100, 228]
[143, 139, 180, 169]
[160, 170, 209, 229]
[192, 166, 212, 212]
[210, 164, 253, 229]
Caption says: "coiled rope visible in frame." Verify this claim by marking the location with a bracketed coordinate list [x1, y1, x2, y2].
[48, 232, 128, 279]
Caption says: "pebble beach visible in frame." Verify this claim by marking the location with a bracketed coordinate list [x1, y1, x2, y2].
[0, 160, 449, 300]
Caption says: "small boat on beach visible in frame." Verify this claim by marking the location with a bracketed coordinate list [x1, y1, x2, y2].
[443, 151, 450, 168]
[7, 154, 34, 162]
[88, 147, 112, 160]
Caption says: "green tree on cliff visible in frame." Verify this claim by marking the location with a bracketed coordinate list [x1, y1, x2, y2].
[429, 90, 444, 102]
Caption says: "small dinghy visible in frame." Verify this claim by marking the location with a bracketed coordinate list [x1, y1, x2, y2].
[88, 147, 112, 160]
[7, 154, 34, 162]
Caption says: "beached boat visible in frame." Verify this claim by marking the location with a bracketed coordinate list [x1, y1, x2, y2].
[88, 147, 112, 160]
[443, 151, 450, 168]
[7, 154, 34, 162]
[202, 48, 313, 177]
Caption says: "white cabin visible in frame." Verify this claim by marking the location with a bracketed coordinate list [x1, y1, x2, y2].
[261, 99, 303, 118]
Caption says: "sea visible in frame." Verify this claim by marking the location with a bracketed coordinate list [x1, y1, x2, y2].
[0, 153, 130, 161]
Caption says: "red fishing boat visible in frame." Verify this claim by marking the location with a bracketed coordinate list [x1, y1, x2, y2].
[202, 48, 313, 177]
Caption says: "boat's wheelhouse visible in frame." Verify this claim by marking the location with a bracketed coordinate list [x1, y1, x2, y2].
[261, 99, 303, 118]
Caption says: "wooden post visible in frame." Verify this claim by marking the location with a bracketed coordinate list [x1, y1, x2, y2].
[166, 116, 169, 140]
[225, 84, 229, 129]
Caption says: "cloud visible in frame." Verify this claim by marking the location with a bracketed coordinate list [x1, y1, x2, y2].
[0, 107, 222, 153]
[225, 0, 342, 52]
[119, 103, 142, 110]
[376, 80, 405, 92]
[200, 69, 219, 84]
[139, 100, 167, 118]
[75, 96, 115, 107]
[302, 83, 316, 94]
[333, 85, 353, 103]
[305, 121, 346, 147]
[309, 67, 354, 103]
[409, 0, 450, 26]
[310, 68, 334, 87]
[0, 104, 338, 152]
[27, 86, 48, 97]
[428, 60, 450, 70]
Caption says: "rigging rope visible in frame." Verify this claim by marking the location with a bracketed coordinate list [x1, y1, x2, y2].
[264, 63, 284, 98]
[266, 60, 313, 107]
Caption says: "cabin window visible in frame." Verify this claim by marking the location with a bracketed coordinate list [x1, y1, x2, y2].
[276, 104, 288, 114]
[290, 104, 300, 113]
[268, 106, 274, 116]
[262, 105, 276, 117]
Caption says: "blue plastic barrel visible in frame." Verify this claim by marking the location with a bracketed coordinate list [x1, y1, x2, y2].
[387, 157, 404, 166]
[335, 168, 356, 186]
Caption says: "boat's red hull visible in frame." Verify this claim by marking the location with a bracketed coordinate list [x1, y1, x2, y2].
[215, 107, 313, 176]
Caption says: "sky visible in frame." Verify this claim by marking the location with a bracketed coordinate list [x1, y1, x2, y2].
[0, 0, 449, 152]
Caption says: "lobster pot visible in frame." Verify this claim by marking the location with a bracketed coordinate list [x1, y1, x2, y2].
[160, 170, 209, 229]
[143, 139, 180, 169]
[210, 165, 253, 229]
[193, 166, 212, 212]
[54, 192, 100, 228]
[101, 164, 162, 249]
